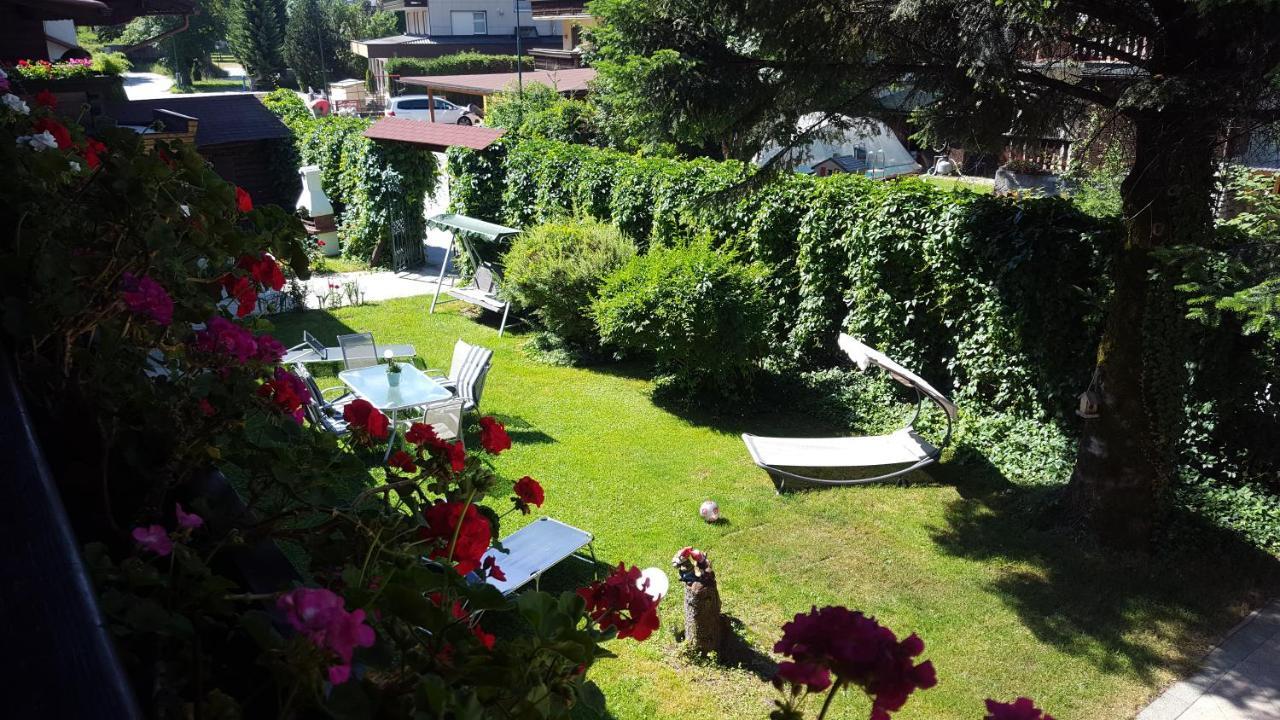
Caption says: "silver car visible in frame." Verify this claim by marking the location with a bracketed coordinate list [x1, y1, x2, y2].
[384, 96, 481, 125]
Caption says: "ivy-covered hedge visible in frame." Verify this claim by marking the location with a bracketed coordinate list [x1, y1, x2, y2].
[455, 138, 1113, 422]
[386, 53, 532, 79]
[451, 137, 1280, 552]
[263, 90, 438, 263]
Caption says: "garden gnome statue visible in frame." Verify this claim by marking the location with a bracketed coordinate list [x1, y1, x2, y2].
[673, 547, 722, 654]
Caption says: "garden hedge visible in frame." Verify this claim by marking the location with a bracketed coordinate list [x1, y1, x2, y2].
[386, 53, 532, 81]
[448, 138, 1280, 551]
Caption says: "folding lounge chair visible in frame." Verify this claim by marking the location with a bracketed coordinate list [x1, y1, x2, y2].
[294, 363, 357, 435]
[282, 330, 416, 365]
[478, 517, 596, 596]
[742, 334, 958, 491]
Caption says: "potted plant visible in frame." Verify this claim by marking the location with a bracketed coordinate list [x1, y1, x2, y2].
[384, 348, 401, 387]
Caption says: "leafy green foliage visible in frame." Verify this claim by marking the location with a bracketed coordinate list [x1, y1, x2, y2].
[227, 0, 286, 89]
[485, 83, 601, 144]
[504, 219, 636, 353]
[283, 0, 340, 91]
[264, 89, 439, 264]
[385, 52, 532, 79]
[594, 240, 769, 400]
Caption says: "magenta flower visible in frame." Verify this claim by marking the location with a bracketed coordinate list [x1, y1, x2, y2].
[175, 503, 203, 530]
[120, 272, 174, 326]
[254, 333, 286, 363]
[773, 606, 935, 719]
[777, 660, 832, 691]
[192, 316, 260, 365]
[131, 525, 173, 556]
[277, 587, 375, 685]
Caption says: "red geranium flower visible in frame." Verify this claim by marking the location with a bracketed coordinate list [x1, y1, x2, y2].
[472, 626, 496, 650]
[481, 555, 505, 582]
[235, 186, 253, 213]
[773, 606, 936, 719]
[33, 117, 71, 149]
[512, 476, 544, 514]
[984, 698, 1055, 720]
[478, 416, 511, 454]
[82, 137, 107, 170]
[34, 89, 56, 108]
[578, 564, 660, 641]
[419, 501, 492, 575]
[258, 367, 311, 424]
[405, 422, 438, 446]
[221, 274, 258, 318]
[342, 398, 391, 442]
[237, 253, 285, 291]
[387, 450, 417, 474]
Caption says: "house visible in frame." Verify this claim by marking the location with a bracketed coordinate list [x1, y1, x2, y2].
[528, 0, 594, 69]
[757, 116, 923, 180]
[398, 66, 595, 114]
[105, 94, 297, 207]
[353, 0, 562, 100]
[811, 152, 868, 177]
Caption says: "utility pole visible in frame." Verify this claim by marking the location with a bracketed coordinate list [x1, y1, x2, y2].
[514, 0, 523, 96]
[315, 11, 328, 98]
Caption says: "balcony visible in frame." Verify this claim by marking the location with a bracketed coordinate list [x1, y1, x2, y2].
[530, 0, 589, 20]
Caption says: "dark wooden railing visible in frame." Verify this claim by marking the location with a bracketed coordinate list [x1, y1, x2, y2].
[530, 0, 588, 18]
[0, 351, 140, 718]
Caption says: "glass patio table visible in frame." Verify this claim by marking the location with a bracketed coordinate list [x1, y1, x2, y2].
[338, 363, 452, 459]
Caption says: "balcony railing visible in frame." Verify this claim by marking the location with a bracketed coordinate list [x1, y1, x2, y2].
[530, 0, 588, 19]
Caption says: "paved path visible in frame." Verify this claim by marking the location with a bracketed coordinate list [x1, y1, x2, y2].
[1137, 600, 1280, 719]
[300, 231, 457, 309]
[123, 71, 173, 99]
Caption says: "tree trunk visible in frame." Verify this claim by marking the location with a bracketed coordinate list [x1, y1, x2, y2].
[1067, 114, 1218, 549]
[683, 575, 723, 654]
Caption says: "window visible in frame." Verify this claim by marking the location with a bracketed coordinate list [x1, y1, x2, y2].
[398, 99, 430, 110]
[450, 10, 487, 35]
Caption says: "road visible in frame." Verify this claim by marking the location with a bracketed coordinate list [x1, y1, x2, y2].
[122, 71, 173, 100]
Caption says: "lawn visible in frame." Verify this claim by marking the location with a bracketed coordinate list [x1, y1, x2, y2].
[270, 295, 1278, 720]
[920, 175, 995, 194]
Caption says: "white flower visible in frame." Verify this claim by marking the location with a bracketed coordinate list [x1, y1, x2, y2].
[2, 93, 29, 115]
[69, 160, 81, 172]
[0, 67, 7, 79]
[19, 131, 59, 152]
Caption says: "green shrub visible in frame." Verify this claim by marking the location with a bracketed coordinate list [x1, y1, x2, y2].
[503, 219, 636, 353]
[385, 52, 532, 79]
[593, 240, 769, 400]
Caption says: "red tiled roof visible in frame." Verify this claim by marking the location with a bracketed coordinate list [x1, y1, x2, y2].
[399, 68, 596, 95]
[362, 118, 505, 151]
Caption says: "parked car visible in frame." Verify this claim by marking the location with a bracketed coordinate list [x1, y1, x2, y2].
[384, 96, 481, 125]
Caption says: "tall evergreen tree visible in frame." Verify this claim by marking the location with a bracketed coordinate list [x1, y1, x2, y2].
[283, 0, 340, 92]
[227, 0, 286, 89]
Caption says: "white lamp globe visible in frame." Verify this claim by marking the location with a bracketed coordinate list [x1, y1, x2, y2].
[637, 567, 669, 601]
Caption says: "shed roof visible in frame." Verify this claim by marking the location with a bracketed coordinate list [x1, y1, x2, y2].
[426, 213, 519, 240]
[106, 94, 290, 147]
[362, 117, 505, 151]
[399, 67, 596, 96]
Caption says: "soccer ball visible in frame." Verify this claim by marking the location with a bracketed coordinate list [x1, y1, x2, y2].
[699, 500, 720, 523]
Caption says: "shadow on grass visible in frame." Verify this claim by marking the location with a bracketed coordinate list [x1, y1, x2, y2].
[929, 446, 1280, 684]
[266, 308, 361, 349]
[717, 613, 779, 681]
[485, 413, 556, 446]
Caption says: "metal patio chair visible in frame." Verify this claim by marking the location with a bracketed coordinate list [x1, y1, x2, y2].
[336, 332, 379, 371]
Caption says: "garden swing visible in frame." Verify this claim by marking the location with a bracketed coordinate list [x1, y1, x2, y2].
[741, 334, 958, 492]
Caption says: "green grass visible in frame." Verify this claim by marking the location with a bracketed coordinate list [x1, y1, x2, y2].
[312, 256, 369, 275]
[269, 296, 1278, 720]
[921, 175, 995, 194]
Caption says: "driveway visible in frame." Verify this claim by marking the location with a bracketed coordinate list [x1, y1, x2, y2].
[123, 71, 174, 99]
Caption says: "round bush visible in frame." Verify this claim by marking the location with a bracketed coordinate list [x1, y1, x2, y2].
[592, 240, 769, 400]
[503, 219, 636, 351]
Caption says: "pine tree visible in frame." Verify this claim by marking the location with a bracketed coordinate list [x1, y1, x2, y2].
[283, 0, 339, 93]
[227, 0, 286, 89]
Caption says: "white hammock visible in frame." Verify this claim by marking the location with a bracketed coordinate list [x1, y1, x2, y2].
[742, 334, 958, 491]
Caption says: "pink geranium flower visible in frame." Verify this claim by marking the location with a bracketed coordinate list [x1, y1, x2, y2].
[131, 525, 172, 556]
[276, 587, 375, 685]
[120, 272, 174, 326]
[175, 503, 203, 530]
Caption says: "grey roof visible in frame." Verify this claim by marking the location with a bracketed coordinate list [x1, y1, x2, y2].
[815, 154, 869, 173]
[426, 213, 519, 240]
[105, 93, 291, 147]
